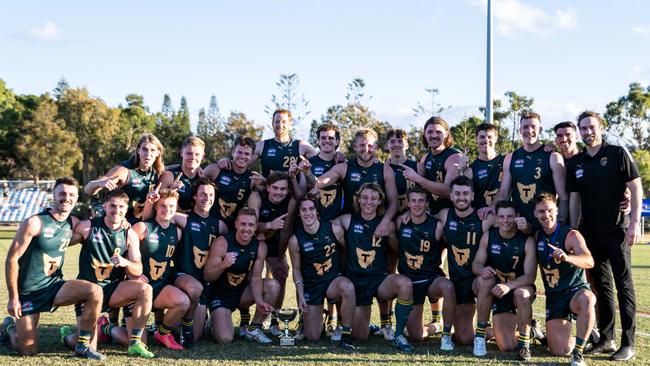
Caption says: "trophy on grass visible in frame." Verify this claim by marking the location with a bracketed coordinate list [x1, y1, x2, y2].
[273, 308, 299, 346]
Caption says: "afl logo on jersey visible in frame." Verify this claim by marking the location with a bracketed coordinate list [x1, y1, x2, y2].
[220, 176, 232, 186]
[131, 178, 142, 185]
[490, 243, 501, 254]
[425, 161, 432, 169]
[402, 228, 412, 238]
[191, 222, 202, 232]
[267, 148, 277, 157]
[314, 166, 324, 175]
[302, 241, 314, 252]
[93, 232, 103, 243]
[350, 172, 362, 182]
[537, 240, 545, 251]
[353, 224, 364, 233]
[43, 226, 55, 238]
[575, 167, 584, 179]
[478, 169, 488, 179]
[448, 221, 458, 231]
[260, 209, 270, 217]
[514, 159, 525, 168]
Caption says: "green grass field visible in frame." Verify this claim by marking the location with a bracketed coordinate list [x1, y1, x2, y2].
[0, 228, 648, 365]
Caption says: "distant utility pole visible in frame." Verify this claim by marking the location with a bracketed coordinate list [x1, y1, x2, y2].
[485, 0, 494, 123]
[426, 88, 439, 115]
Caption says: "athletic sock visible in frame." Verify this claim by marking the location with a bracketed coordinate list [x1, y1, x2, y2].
[475, 322, 487, 338]
[130, 328, 144, 345]
[158, 323, 172, 335]
[394, 298, 413, 337]
[574, 337, 586, 354]
[337, 319, 342, 328]
[239, 309, 251, 326]
[443, 325, 452, 337]
[102, 322, 116, 337]
[248, 322, 262, 332]
[518, 332, 530, 348]
[182, 318, 193, 334]
[432, 310, 442, 324]
[78, 330, 91, 346]
[328, 315, 337, 328]
[380, 313, 391, 328]
[109, 313, 119, 325]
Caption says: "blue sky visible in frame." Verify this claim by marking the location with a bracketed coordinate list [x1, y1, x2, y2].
[2, 0, 649, 139]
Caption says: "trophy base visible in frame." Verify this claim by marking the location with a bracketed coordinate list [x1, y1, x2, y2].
[279, 336, 295, 346]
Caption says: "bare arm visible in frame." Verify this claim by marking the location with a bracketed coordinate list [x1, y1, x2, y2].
[553, 230, 594, 269]
[625, 177, 643, 245]
[299, 140, 318, 159]
[288, 236, 307, 311]
[313, 162, 346, 188]
[203, 163, 221, 181]
[332, 221, 347, 249]
[84, 165, 129, 196]
[504, 237, 537, 290]
[251, 242, 273, 313]
[374, 164, 400, 237]
[550, 152, 569, 223]
[472, 230, 493, 278]
[247, 191, 262, 219]
[5, 216, 41, 317]
[569, 192, 582, 228]
[278, 199, 297, 256]
[495, 153, 513, 203]
[203, 236, 229, 282]
[122, 229, 144, 277]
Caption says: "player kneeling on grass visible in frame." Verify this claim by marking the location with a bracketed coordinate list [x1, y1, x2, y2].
[64, 189, 154, 358]
[288, 193, 356, 350]
[332, 183, 414, 352]
[1, 177, 105, 359]
[397, 187, 456, 351]
[534, 192, 596, 366]
[472, 200, 537, 360]
[129, 189, 189, 350]
[204, 207, 279, 344]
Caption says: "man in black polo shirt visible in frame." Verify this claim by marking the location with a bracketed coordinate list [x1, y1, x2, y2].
[568, 110, 643, 361]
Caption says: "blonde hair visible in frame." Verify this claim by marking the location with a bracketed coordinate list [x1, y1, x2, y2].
[182, 136, 205, 149]
[134, 134, 165, 175]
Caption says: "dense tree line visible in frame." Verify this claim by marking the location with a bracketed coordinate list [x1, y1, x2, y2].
[0, 77, 648, 196]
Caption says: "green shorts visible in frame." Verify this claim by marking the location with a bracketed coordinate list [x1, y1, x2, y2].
[75, 279, 122, 316]
[545, 285, 590, 321]
[19, 279, 66, 315]
[452, 276, 476, 305]
[350, 273, 388, 307]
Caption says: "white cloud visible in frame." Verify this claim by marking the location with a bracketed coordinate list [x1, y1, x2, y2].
[26, 21, 61, 42]
[632, 25, 650, 37]
[472, 0, 578, 36]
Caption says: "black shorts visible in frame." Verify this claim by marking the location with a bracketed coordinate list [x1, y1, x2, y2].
[452, 276, 476, 305]
[492, 285, 537, 315]
[173, 270, 208, 306]
[208, 286, 247, 312]
[350, 273, 388, 307]
[545, 285, 591, 321]
[304, 276, 339, 306]
[19, 279, 66, 315]
[75, 280, 122, 316]
[266, 240, 280, 258]
[411, 275, 445, 305]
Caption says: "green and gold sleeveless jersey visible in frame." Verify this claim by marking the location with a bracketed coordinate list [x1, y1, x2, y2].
[389, 159, 419, 214]
[166, 166, 200, 212]
[423, 147, 461, 214]
[260, 138, 300, 177]
[536, 223, 587, 295]
[295, 221, 341, 289]
[121, 166, 158, 222]
[344, 214, 386, 278]
[469, 155, 504, 208]
[443, 209, 482, 282]
[309, 155, 342, 221]
[486, 227, 527, 285]
[176, 212, 220, 280]
[210, 233, 259, 294]
[397, 214, 444, 281]
[18, 211, 73, 295]
[78, 217, 128, 287]
[211, 169, 253, 229]
[140, 220, 178, 287]
[342, 159, 385, 214]
[259, 194, 291, 257]
[509, 146, 555, 230]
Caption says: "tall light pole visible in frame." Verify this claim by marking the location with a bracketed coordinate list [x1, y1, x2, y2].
[486, 0, 494, 123]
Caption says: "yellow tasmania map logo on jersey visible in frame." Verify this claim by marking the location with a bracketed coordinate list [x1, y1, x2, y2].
[452, 245, 471, 266]
[228, 273, 246, 287]
[42, 253, 62, 276]
[542, 268, 560, 288]
[193, 247, 209, 268]
[219, 198, 237, 219]
[313, 259, 333, 276]
[319, 188, 337, 208]
[398, 194, 408, 212]
[495, 269, 515, 283]
[356, 248, 376, 269]
[149, 258, 167, 281]
[484, 188, 499, 206]
[516, 182, 537, 204]
[404, 252, 423, 270]
[91, 258, 114, 281]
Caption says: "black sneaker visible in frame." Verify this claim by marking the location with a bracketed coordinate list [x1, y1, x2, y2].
[610, 346, 636, 361]
[0, 316, 15, 346]
[75, 343, 107, 360]
[587, 339, 616, 355]
[180, 331, 194, 349]
[571, 351, 586, 366]
[517, 346, 532, 361]
[339, 336, 356, 351]
[530, 319, 546, 345]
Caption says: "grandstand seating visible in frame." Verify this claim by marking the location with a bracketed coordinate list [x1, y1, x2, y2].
[0, 181, 53, 223]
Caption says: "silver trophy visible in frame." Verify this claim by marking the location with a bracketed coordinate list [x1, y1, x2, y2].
[273, 308, 299, 346]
